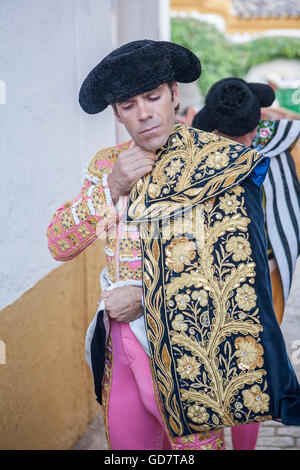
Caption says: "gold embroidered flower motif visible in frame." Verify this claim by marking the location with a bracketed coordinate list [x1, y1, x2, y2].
[187, 404, 209, 424]
[177, 355, 200, 381]
[234, 336, 264, 370]
[165, 158, 183, 178]
[235, 284, 257, 311]
[191, 289, 208, 307]
[206, 152, 229, 170]
[198, 132, 210, 144]
[242, 385, 270, 413]
[148, 183, 160, 199]
[219, 193, 240, 215]
[172, 314, 188, 331]
[165, 237, 196, 272]
[175, 294, 191, 311]
[225, 236, 251, 261]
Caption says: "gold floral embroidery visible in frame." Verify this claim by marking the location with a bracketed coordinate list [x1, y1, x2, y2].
[235, 336, 264, 370]
[165, 237, 196, 272]
[172, 314, 188, 332]
[165, 158, 184, 178]
[128, 124, 270, 437]
[191, 289, 208, 306]
[140, 186, 270, 434]
[126, 123, 262, 224]
[206, 152, 229, 170]
[226, 236, 251, 261]
[177, 355, 201, 381]
[175, 294, 191, 310]
[242, 385, 270, 413]
[187, 405, 210, 424]
[219, 193, 240, 215]
[148, 183, 161, 199]
[235, 284, 257, 311]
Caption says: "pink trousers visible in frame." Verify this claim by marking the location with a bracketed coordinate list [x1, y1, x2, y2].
[231, 423, 260, 450]
[104, 319, 225, 450]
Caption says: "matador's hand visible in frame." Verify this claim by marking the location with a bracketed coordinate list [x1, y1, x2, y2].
[98, 286, 144, 323]
[107, 144, 157, 204]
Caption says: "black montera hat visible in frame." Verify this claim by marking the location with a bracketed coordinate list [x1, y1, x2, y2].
[79, 40, 201, 114]
[192, 77, 275, 136]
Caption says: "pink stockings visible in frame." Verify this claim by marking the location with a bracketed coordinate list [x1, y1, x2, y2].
[106, 319, 171, 450]
[105, 319, 225, 450]
[231, 423, 260, 450]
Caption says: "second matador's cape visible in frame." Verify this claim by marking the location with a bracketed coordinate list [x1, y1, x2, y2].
[121, 122, 300, 438]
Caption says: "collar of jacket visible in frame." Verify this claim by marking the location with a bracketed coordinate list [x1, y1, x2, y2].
[125, 121, 265, 223]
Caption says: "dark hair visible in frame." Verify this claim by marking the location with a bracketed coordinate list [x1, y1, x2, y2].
[167, 81, 180, 114]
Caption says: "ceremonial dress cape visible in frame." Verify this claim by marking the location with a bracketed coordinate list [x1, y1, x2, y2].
[253, 119, 300, 302]
[121, 122, 300, 438]
[58, 122, 300, 440]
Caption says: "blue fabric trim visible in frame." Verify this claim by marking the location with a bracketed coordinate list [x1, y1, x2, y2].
[250, 156, 270, 186]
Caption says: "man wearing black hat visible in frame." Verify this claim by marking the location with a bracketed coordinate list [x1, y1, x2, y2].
[47, 42, 300, 450]
[192, 77, 300, 326]
[192, 77, 300, 449]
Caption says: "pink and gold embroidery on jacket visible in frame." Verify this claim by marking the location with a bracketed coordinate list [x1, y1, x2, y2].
[47, 141, 142, 283]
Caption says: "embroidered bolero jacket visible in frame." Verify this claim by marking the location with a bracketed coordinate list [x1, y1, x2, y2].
[47, 140, 143, 284]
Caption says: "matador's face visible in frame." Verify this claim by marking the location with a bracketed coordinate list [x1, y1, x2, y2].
[114, 82, 179, 152]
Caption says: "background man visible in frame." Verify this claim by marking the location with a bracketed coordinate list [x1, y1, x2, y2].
[192, 77, 300, 450]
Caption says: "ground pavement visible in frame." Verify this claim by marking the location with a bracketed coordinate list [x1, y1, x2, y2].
[73, 259, 300, 451]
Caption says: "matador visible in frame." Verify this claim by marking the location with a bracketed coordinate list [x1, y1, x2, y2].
[47, 41, 300, 450]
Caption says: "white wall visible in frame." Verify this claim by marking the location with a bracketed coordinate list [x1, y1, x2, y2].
[0, 0, 115, 310]
[0, 0, 171, 311]
[114, 0, 171, 143]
